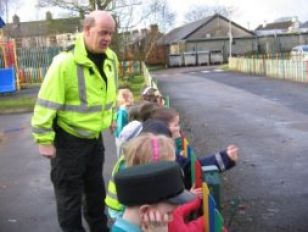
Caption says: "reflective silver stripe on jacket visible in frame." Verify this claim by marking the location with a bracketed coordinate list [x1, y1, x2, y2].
[36, 98, 63, 110]
[37, 98, 102, 113]
[105, 102, 113, 111]
[32, 127, 53, 134]
[215, 152, 225, 171]
[107, 176, 119, 200]
[37, 64, 113, 113]
[107, 191, 118, 200]
[77, 65, 87, 105]
[73, 128, 99, 137]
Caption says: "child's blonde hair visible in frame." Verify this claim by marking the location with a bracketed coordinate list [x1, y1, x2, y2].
[117, 88, 134, 107]
[123, 133, 175, 167]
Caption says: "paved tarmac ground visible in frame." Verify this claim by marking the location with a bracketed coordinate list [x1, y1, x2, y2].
[0, 113, 117, 232]
[152, 66, 308, 232]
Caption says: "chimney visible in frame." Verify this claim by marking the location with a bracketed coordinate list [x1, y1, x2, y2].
[291, 16, 300, 30]
[12, 14, 20, 24]
[263, 20, 267, 28]
[46, 11, 53, 21]
[141, 28, 148, 36]
[292, 16, 298, 23]
[150, 24, 159, 33]
[122, 31, 131, 41]
[132, 29, 139, 39]
[123, 31, 130, 36]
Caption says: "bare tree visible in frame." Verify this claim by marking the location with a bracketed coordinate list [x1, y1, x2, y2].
[35, 0, 172, 73]
[0, 0, 20, 22]
[115, 0, 175, 74]
[37, 0, 114, 17]
[145, 0, 175, 32]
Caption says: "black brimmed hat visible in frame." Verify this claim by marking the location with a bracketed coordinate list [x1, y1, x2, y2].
[114, 161, 196, 206]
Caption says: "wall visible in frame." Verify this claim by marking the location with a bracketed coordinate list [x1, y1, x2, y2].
[257, 33, 308, 53]
[183, 32, 308, 61]
[185, 37, 258, 61]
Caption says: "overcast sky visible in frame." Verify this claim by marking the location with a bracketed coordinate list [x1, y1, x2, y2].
[6, 0, 308, 30]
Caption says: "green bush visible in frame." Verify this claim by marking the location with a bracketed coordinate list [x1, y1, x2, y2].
[118, 74, 146, 100]
[127, 75, 145, 84]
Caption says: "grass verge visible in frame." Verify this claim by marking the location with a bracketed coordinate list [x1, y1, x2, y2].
[0, 96, 36, 113]
[0, 74, 147, 114]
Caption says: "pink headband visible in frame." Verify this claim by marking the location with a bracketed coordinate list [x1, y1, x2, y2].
[151, 137, 160, 162]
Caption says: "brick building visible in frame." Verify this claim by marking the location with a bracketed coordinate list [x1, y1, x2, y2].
[3, 12, 81, 48]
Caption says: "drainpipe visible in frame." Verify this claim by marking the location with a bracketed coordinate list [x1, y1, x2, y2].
[229, 19, 232, 58]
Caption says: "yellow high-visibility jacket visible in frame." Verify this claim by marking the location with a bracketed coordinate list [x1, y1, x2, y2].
[31, 34, 118, 144]
[105, 155, 125, 211]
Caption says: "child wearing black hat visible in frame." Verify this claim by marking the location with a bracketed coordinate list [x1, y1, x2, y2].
[111, 161, 196, 232]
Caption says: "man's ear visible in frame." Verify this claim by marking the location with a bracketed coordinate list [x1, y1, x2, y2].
[84, 25, 91, 36]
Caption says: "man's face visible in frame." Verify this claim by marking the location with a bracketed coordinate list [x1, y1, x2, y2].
[85, 19, 115, 53]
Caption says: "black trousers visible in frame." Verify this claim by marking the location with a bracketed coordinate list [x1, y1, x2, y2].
[51, 127, 108, 232]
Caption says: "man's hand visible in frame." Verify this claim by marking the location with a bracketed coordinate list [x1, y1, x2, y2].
[38, 144, 56, 159]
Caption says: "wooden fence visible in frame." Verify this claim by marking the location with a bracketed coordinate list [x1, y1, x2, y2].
[229, 57, 308, 83]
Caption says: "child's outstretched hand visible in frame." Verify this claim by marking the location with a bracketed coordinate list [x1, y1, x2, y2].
[226, 144, 239, 162]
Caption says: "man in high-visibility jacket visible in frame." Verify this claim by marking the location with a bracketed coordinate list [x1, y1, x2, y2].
[31, 11, 118, 232]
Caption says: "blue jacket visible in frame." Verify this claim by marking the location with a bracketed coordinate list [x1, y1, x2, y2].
[111, 217, 142, 232]
[115, 106, 129, 138]
[176, 149, 236, 189]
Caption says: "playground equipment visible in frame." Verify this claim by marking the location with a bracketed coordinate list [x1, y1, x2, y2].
[0, 39, 20, 92]
[180, 133, 225, 232]
[0, 68, 16, 93]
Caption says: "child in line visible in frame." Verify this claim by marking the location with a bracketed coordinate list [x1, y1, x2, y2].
[115, 102, 162, 157]
[141, 86, 164, 106]
[150, 107, 239, 189]
[112, 161, 196, 232]
[118, 105, 239, 183]
[111, 133, 204, 231]
[106, 131, 177, 219]
[114, 88, 134, 139]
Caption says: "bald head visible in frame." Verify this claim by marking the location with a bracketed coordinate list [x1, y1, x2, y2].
[83, 11, 115, 30]
[83, 11, 115, 53]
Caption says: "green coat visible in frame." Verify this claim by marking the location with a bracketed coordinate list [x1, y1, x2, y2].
[32, 34, 118, 144]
